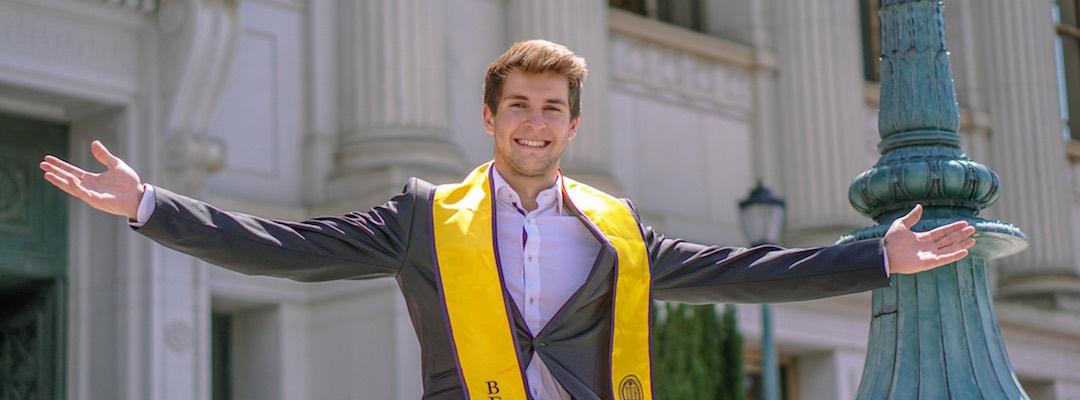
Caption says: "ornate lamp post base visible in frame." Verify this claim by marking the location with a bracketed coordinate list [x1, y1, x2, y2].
[844, 0, 1030, 398]
[843, 222, 1027, 398]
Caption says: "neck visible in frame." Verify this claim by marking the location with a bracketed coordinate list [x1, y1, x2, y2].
[492, 162, 558, 212]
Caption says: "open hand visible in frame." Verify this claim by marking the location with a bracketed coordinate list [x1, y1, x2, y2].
[39, 140, 144, 219]
[884, 204, 976, 275]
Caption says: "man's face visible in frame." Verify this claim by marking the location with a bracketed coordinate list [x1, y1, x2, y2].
[484, 70, 579, 179]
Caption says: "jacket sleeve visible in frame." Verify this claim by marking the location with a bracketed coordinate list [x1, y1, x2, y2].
[133, 179, 426, 282]
[632, 205, 890, 304]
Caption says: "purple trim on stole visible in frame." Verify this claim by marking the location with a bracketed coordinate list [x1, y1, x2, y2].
[486, 166, 537, 400]
[427, 188, 472, 399]
[630, 210, 657, 399]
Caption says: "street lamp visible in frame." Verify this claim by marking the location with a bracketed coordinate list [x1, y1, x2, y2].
[738, 182, 786, 246]
[738, 181, 784, 400]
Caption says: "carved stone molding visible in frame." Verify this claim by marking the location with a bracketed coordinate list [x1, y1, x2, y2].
[163, 319, 194, 354]
[610, 33, 752, 118]
[157, 0, 237, 192]
[0, 160, 29, 227]
[0, 2, 140, 87]
[163, 134, 225, 193]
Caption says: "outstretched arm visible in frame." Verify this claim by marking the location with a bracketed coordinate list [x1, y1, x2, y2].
[135, 185, 415, 281]
[41, 141, 418, 282]
[647, 204, 974, 304]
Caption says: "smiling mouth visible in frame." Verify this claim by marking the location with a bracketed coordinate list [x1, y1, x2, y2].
[515, 139, 550, 148]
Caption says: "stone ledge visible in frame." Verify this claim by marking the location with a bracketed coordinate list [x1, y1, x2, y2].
[608, 8, 775, 71]
[997, 301, 1080, 340]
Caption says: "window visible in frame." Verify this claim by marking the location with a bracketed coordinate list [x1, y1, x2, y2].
[859, 0, 883, 82]
[609, 0, 705, 33]
[610, 0, 646, 15]
[1054, 0, 1080, 139]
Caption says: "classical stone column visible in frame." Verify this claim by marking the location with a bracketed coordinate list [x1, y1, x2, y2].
[772, 0, 869, 244]
[331, 0, 465, 210]
[971, 0, 1080, 310]
[506, 0, 619, 193]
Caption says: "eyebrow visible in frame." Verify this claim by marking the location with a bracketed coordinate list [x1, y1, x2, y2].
[503, 94, 568, 106]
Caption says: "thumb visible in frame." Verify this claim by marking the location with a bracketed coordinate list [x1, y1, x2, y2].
[897, 204, 923, 229]
[91, 140, 119, 169]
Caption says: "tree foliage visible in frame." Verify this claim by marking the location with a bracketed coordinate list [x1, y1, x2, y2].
[652, 302, 744, 399]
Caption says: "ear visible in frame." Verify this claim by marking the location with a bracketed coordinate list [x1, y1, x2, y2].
[482, 104, 496, 137]
[567, 116, 580, 141]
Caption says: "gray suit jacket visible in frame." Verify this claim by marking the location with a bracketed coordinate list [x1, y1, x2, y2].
[134, 178, 889, 399]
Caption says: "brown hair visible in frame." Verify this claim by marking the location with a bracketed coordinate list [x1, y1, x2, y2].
[483, 40, 588, 119]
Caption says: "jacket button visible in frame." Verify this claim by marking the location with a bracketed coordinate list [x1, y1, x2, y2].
[537, 341, 547, 347]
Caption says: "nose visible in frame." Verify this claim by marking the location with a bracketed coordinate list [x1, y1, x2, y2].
[522, 109, 545, 130]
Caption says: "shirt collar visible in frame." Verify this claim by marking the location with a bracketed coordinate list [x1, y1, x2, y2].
[490, 165, 565, 216]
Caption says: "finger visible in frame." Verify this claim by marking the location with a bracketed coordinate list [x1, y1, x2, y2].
[40, 161, 83, 184]
[42, 155, 88, 178]
[43, 172, 85, 199]
[91, 140, 119, 169]
[898, 204, 923, 229]
[927, 220, 970, 241]
[934, 226, 976, 248]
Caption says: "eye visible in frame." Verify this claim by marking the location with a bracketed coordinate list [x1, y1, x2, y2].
[544, 106, 563, 112]
[510, 102, 526, 109]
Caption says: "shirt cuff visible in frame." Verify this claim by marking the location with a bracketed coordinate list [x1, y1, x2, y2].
[882, 243, 891, 277]
[129, 184, 156, 228]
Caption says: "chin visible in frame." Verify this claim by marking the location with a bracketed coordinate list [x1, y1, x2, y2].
[510, 161, 557, 178]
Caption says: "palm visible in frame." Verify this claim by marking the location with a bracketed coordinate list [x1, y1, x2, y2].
[40, 141, 144, 219]
[884, 204, 977, 275]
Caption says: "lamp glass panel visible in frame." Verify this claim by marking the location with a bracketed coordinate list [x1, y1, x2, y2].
[739, 203, 784, 245]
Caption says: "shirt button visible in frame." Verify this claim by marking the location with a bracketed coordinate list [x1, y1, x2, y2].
[527, 256, 534, 262]
[528, 297, 536, 304]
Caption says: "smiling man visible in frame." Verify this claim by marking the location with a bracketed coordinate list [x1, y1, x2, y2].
[40, 40, 976, 400]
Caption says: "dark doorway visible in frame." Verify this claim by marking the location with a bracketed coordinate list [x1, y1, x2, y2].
[0, 112, 68, 400]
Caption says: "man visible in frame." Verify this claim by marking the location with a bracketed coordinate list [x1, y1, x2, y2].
[40, 40, 975, 400]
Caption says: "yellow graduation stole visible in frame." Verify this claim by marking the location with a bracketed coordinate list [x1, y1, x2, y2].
[431, 162, 653, 400]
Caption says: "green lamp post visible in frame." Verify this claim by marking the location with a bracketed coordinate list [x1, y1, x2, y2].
[840, 0, 1030, 398]
[739, 182, 785, 400]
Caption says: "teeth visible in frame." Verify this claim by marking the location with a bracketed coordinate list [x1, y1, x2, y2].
[517, 139, 546, 148]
